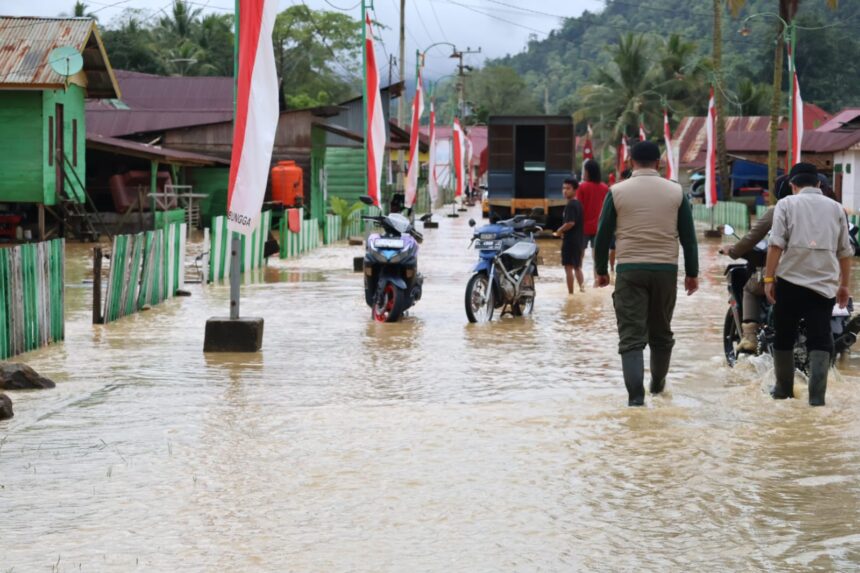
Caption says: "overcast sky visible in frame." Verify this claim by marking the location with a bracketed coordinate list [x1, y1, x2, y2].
[7, 0, 606, 79]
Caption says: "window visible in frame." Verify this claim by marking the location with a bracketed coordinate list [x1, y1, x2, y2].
[73, 119, 78, 166]
[48, 116, 54, 166]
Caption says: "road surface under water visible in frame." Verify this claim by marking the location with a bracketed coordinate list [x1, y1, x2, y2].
[4, 205, 860, 571]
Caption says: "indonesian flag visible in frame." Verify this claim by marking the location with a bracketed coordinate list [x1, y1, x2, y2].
[428, 101, 438, 203]
[705, 87, 718, 207]
[788, 43, 803, 168]
[365, 14, 386, 207]
[664, 109, 677, 181]
[639, 123, 647, 141]
[617, 135, 629, 174]
[453, 118, 465, 198]
[583, 123, 594, 161]
[466, 136, 474, 190]
[405, 69, 424, 208]
[226, 0, 278, 235]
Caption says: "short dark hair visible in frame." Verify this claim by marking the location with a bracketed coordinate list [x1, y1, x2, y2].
[583, 159, 601, 183]
[563, 177, 579, 189]
[620, 168, 632, 180]
[791, 173, 820, 188]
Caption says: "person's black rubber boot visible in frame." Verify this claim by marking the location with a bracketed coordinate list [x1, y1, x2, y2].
[621, 350, 645, 406]
[771, 350, 795, 400]
[807, 350, 830, 407]
[649, 349, 671, 395]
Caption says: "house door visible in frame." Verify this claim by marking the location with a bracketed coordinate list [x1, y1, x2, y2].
[835, 172, 843, 203]
[55, 103, 64, 197]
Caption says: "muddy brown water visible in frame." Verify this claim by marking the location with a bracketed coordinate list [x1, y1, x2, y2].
[3, 206, 860, 571]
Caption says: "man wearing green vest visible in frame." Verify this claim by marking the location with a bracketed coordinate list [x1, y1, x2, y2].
[594, 141, 699, 406]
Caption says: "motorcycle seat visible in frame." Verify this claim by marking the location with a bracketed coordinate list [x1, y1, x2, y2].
[502, 241, 537, 260]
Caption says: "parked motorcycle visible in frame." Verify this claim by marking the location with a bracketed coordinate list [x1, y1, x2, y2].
[360, 196, 424, 322]
[465, 214, 541, 323]
[721, 224, 860, 373]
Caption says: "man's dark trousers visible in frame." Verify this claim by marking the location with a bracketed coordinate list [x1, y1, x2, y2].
[613, 270, 678, 354]
[774, 278, 835, 353]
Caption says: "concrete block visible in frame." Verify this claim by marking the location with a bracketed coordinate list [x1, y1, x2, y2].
[423, 221, 439, 229]
[204, 317, 264, 352]
[348, 236, 364, 246]
[354, 256, 364, 272]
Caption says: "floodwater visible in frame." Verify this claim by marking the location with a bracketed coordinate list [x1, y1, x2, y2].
[4, 206, 860, 571]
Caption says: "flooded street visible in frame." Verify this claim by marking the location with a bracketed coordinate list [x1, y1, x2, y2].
[4, 205, 860, 571]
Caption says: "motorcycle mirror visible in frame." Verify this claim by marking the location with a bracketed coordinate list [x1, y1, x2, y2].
[723, 224, 735, 236]
[359, 195, 375, 206]
[468, 219, 476, 227]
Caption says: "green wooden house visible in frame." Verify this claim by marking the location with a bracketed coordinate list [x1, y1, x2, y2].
[0, 17, 119, 237]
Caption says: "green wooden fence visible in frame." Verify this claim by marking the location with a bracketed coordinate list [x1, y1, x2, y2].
[208, 210, 273, 281]
[0, 239, 64, 359]
[692, 201, 750, 232]
[102, 223, 186, 323]
[280, 207, 321, 258]
[324, 206, 385, 245]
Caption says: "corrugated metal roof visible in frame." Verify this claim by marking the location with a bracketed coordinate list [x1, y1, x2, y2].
[87, 109, 235, 137]
[0, 17, 119, 98]
[86, 133, 229, 166]
[676, 103, 833, 169]
[817, 108, 860, 133]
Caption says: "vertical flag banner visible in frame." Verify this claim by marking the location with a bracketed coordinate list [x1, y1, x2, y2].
[583, 123, 594, 162]
[226, 0, 279, 235]
[365, 14, 386, 206]
[705, 87, 718, 207]
[428, 101, 438, 203]
[664, 109, 677, 181]
[453, 118, 464, 198]
[788, 43, 803, 168]
[405, 69, 425, 208]
[617, 135, 629, 175]
[639, 123, 647, 141]
[466, 136, 474, 191]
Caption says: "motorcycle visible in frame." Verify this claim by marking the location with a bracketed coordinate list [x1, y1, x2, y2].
[360, 196, 424, 322]
[721, 224, 860, 373]
[465, 214, 541, 323]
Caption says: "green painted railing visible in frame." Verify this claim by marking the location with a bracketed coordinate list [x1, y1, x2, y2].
[0, 239, 64, 359]
[692, 201, 750, 232]
[102, 223, 186, 323]
[280, 208, 321, 258]
[208, 210, 272, 281]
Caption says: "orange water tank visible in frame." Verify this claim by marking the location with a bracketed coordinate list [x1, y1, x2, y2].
[271, 160, 303, 207]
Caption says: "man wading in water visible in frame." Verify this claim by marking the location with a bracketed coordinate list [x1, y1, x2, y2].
[764, 162, 853, 406]
[594, 141, 699, 406]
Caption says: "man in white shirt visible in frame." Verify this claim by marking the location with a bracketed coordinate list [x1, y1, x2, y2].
[764, 163, 853, 406]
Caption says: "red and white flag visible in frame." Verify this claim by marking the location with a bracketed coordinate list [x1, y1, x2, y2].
[617, 135, 629, 174]
[365, 14, 387, 207]
[453, 118, 465, 198]
[405, 69, 424, 208]
[705, 87, 718, 207]
[428, 101, 438, 203]
[226, 0, 279, 235]
[663, 109, 677, 181]
[583, 123, 594, 161]
[466, 136, 474, 190]
[788, 43, 803, 168]
[639, 123, 647, 141]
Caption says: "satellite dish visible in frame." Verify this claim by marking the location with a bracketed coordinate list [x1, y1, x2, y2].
[48, 46, 84, 77]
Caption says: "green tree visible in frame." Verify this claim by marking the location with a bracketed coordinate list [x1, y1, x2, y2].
[736, 78, 772, 115]
[464, 66, 542, 124]
[272, 5, 361, 108]
[101, 10, 165, 75]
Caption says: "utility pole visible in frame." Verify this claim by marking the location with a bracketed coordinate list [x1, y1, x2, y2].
[451, 46, 481, 119]
[397, 0, 406, 128]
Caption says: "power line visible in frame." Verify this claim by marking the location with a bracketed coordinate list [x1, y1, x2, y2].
[322, 0, 361, 10]
[427, 0, 449, 43]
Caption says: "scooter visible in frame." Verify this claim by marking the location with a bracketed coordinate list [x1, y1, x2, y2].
[360, 195, 424, 322]
[465, 214, 541, 323]
[721, 224, 860, 373]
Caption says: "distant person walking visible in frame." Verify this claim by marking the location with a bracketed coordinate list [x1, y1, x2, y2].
[555, 177, 585, 294]
[764, 163, 853, 406]
[594, 141, 699, 406]
[577, 159, 610, 285]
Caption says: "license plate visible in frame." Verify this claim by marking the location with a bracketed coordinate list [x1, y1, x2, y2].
[475, 240, 499, 250]
[375, 238, 404, 249]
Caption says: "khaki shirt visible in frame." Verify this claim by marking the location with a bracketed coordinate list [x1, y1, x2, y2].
[771, 188, 853, 299]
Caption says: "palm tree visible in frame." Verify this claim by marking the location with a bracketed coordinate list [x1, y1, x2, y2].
[157, 0, 203, 42]
[713, 0, 747, 200]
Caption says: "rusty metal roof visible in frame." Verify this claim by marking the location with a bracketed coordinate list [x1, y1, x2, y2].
[0, 17, 119, 98]
[87, 133, 229, 166]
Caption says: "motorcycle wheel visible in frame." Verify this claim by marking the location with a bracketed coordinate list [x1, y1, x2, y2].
[723, 308, 741, 367]
[512, 273, 535, 317]
[465, 273, 494, 323]
[372, 283, 405, 323]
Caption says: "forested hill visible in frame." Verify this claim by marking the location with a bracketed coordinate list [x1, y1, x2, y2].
[491, 0, 860, 114]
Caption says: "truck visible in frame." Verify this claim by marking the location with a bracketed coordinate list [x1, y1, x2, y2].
[486, 115, 575, 226]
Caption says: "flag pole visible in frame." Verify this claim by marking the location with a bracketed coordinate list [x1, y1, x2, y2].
[362, 1, 369, 202]
[230, 0, 240, 320]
